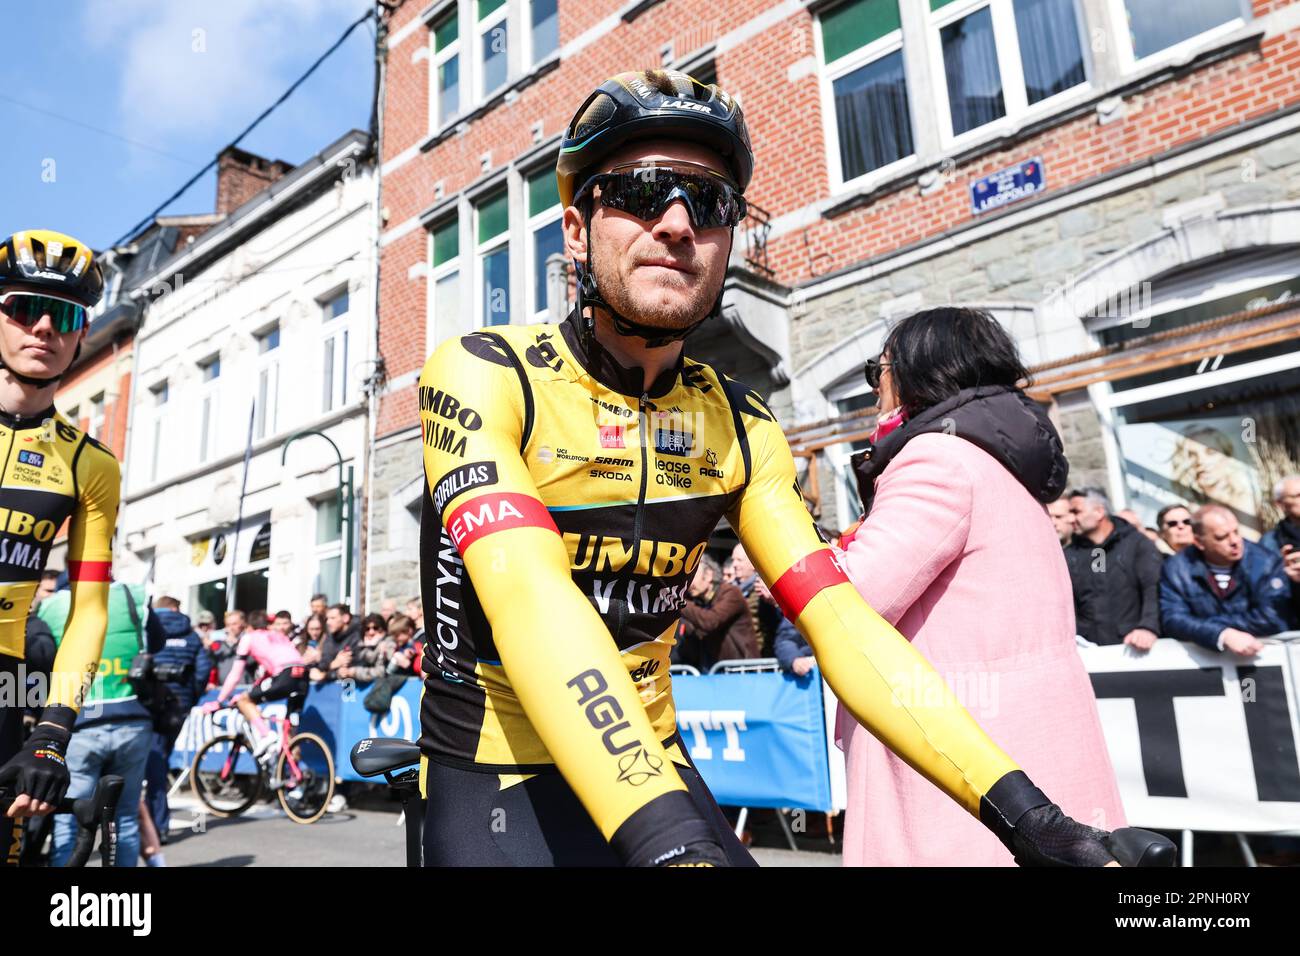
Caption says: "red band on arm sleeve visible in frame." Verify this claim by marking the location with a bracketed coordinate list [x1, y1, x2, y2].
[445, 492, 558, 554]
[769, 549, 850, 622]
[68, 560, 112, 582]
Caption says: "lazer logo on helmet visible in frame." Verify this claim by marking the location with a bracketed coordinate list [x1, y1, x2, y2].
[565, 668, 640, 758]
[663, 99, 711, 113]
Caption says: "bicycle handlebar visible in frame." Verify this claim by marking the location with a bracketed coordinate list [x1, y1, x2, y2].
[0, 775, 124, 868]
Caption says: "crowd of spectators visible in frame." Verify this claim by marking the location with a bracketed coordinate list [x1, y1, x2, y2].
[1055, 481, 1300, 656]
[199, 594, 428, 692]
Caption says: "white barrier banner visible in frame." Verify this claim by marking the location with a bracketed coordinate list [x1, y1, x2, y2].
[1081, 640, 1300, 833]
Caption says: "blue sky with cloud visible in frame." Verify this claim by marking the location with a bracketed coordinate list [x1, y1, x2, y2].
[1, 0, 375, 250]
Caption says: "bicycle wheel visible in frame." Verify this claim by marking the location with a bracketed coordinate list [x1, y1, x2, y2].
[275, 732, 335, 824]
[191, 734, 263, 817]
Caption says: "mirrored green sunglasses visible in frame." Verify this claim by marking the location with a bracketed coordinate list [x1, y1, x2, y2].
[0, 291, 89, 333]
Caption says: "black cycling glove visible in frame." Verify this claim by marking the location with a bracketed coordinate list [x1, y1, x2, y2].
[981, 770, 1175, 867]
[611, 790, 730, 867]
[0, 720, 72, 809]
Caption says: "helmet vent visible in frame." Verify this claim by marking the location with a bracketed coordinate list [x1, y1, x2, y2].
[571, 93, 617, 142]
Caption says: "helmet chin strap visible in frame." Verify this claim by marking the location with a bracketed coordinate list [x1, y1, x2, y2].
[576, 212, 731, 356]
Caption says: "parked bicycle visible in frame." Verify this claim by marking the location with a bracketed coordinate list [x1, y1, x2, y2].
[350, 737, 422, 866]
[190, 696, 334, 825]
[0, 774, 124, 867]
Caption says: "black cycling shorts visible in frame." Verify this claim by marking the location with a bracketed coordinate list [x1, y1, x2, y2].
[1, 655, 24, 867]
[245, 667, 309, 710]
[422, 739, 757, 867]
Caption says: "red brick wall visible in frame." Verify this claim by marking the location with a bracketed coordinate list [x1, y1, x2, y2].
[57, 340, 133, 457]
[376, 0, 1300, 435]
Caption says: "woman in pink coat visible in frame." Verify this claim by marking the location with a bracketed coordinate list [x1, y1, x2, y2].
[835, 307, 1126, 866]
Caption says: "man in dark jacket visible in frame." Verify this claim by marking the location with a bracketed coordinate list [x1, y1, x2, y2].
[774, 617, 816, 676]
[1159, 505, 1294, 654]
[308, 604, 362, 683]
[677, 556, 757, 671]
[143, 596, 211, 841]
[1260, 474, 1300, 556]
[1064, 487, 1163, 649]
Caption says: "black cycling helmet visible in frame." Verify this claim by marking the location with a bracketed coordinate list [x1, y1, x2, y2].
[557, 70, 753, 207]
[0, 229, 104, 308]
[558, 71, 753, 349]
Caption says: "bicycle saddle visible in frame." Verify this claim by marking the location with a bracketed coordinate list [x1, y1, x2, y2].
[350, 737, 421, 778]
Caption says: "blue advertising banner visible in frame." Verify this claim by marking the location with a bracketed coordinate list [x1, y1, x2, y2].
[673, 672, 832, 811]
[174, 673, 831, 806]
[970, 157, 1045, 215]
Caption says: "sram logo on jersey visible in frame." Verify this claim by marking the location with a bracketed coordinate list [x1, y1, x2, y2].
[444, 492, 558, 553]
[433, 461, 498, 516]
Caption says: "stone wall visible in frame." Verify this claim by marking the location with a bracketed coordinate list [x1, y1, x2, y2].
[366, 432, 424, 608]
[788, 128, 1300, 526]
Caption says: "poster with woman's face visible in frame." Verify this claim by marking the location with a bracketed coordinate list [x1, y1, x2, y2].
[1118, 417, 1263, 538]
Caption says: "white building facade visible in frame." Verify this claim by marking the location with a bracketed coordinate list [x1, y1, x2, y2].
[116, 131, 377, 622]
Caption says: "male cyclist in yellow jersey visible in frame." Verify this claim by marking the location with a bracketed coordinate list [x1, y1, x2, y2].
[416, 71, 1173, 867]
[0, 230, 121, 866]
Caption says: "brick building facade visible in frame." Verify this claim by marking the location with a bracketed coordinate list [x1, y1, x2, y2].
[370, 0, 1300, 602]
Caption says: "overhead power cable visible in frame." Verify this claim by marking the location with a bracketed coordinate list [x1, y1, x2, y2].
[110, 6, 376, 248]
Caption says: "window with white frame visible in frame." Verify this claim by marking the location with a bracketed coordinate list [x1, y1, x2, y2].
[476, 189, 511, 327]
[198, 355, 220, 464]
[431, 8, 461, 128]
[818, 0, 915, 189]
[88, 393, 105, 441]
[1112, 0, 1246, 65]
[321, 290, 350, 412]
[149, 380, 168, 483]
[314, 495, 343, 605]
[429, 217, 462, 349]
[476, 0, 509, 101]
[930, 0, 1088, 141]
[526, 168, 563, 321]
[528, 0, 559, 66]
[254, 325, 280, 441]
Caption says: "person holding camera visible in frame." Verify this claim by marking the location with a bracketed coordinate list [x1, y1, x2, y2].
[37, 580, 162, 866]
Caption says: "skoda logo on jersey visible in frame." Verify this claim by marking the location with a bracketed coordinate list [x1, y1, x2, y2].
[616, 747, 664, 786]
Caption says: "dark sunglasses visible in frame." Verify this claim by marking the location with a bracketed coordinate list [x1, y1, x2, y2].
[1163, 518, 1192, 528]
[576, 165, 747, 230]
[0, 291, 88, 334]
[864, 358, 892, 391]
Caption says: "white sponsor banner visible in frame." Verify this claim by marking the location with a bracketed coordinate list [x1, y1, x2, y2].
[1081, 639, 1300, 833]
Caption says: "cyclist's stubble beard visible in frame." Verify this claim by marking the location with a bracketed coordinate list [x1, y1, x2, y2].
[588, 221, 728, 334]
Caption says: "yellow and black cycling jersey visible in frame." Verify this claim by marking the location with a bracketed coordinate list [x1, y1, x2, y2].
[418, 309, 1021, 846]
[0, 407, 119, 713]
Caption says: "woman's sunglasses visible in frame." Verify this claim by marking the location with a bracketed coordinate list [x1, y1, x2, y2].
[864, 358, 891, 391]
[576, 165, 748, 230]
[0, 291, 88, 334]
[1163, 518, 1192, 529]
